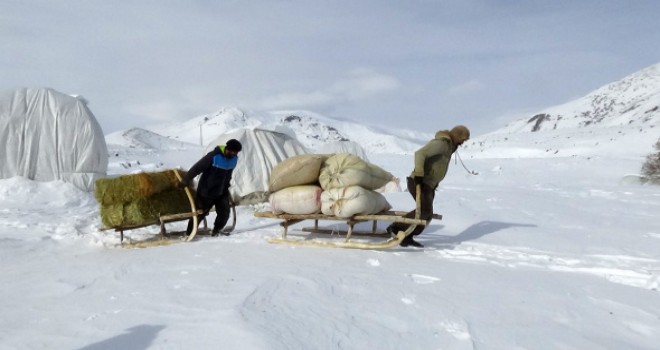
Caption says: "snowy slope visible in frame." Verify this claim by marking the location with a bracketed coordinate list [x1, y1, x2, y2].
[148, 107, 263, 147]
[499, 62, 660, 132]
[465, 63, 660, 160]
[462, 125, 657, 160]
[105, 127, 199, 150]
[104, 127, 204, 176]
[1, 150, 659, 349]
[269, 110, 432, 154]
[146, 107, 429, 154]
[121, 63, 660, 159]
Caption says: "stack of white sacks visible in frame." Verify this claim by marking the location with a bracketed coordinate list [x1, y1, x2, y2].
[268, 153, 395, 217]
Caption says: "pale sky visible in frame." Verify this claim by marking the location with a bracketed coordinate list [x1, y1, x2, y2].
[3, 0, 660, 136]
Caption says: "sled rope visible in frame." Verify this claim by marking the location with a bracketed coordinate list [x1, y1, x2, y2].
[455, 150, 478, 175]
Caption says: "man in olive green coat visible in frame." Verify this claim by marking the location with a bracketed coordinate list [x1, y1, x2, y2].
[387, 125, 470, 247]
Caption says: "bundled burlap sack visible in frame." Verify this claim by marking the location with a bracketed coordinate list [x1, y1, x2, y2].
[321, 186, 391, 218]
[319, 153, 394, 190]
[269, 154, 329, 192]
[269, 185, 322, 215]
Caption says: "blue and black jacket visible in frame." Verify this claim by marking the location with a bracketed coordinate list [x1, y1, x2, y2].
[183, 145, 238, 199]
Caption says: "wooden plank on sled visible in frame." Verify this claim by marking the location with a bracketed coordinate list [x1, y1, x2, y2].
[253, 211, 435, 226]
[269, 231, 408, 250]
[301, 227, 390, 237]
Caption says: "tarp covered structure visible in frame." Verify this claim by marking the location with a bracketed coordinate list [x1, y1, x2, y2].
[0, 88, 108, 191]
[316, 140, 369, 161]
[203, 127, 307, 202]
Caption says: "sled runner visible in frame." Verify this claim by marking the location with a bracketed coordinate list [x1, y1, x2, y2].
[254, 185, 440, 249]
[101, 169, 236, 248]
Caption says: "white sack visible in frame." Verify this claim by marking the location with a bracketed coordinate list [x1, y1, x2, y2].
[319, 153, 394, 190]
[269, 185, 322, 214]
[321, 186, 391, 218]
[375, 177, 402, 193]
[269, 154, 329, 192]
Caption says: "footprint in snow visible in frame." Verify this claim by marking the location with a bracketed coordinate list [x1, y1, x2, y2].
[645, 232, 660, 239]
[409, 274, 440, 284]
[366, 258, 380, 267]
[401, 295, 416, 305]
[439, 321, 472, 341]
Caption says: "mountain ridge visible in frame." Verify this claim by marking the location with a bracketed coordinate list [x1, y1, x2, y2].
[116, 107, 432, 154]
[464, 63, 660, 159]
[496, 63, 660, 133]
[106, 63, 660, 160]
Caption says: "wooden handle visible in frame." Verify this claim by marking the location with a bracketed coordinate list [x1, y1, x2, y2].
[173, 169, 199, 241]
[414, 184, 421, 220]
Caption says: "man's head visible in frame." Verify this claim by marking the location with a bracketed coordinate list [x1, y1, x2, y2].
[448, 125, 470, 146]
[224, 139, 242, 157]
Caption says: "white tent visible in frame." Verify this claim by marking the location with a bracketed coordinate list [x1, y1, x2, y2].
[204, 127, 307, 202]
[0, 88, 108, 191]
[316, 140, 369, 161]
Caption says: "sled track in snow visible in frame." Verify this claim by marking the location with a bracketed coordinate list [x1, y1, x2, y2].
[427, 243, 660, 290]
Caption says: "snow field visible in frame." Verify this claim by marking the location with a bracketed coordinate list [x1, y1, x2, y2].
[1, 149, 659, 349]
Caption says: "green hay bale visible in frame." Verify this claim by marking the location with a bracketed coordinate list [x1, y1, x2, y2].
[99, 189, 193, 228]
[95, 170, 185, 205]
[100, 203, 125, 228]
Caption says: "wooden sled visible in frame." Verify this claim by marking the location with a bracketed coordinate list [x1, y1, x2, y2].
[101, 169, 237, 248]
[255, 185, 439, 249]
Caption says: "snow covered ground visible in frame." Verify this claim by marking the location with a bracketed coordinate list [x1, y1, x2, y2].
[1, 134, 659, 349]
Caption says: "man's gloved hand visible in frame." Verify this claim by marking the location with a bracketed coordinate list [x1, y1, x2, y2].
[176, 180, 188, 189]
[413, 176, 424, 185]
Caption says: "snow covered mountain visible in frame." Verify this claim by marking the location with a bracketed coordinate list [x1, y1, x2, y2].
[105, 127, 198, 150]
[464, 63, 660, 159]
[106, 63, 660, 160]
[144, 107, 430, 154]
[500, 63, 660, 132]
[269, 110, 432, 154]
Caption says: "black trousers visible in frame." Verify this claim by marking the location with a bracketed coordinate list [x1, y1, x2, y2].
[186, 191, 231, 233]
[388, 177, 436, 237]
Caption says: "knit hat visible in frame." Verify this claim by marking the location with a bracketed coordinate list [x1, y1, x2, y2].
[448, 125, 470, 144]
[225, 139, 242, 152]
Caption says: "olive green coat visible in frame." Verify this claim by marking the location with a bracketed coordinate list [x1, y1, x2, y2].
[411, 131, 455, 188]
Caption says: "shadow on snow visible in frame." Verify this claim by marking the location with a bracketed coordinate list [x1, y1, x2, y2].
[77, 324, 165, 350]
[425, 220, 537, 248]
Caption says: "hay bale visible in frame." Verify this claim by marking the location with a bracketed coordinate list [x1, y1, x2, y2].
[95, 170, 184, 205]
[99, 203, 125, 228]
[99, 189, 193, 228]
[123, 189, 191, 226]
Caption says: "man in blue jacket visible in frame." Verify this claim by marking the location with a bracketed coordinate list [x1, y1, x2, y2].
[179, 139, 242, 235]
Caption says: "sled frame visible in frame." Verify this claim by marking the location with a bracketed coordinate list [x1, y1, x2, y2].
[255, 185, 436, 249]
[101, 169, 237, 247]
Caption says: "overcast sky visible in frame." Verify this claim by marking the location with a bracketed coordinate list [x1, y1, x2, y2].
[3, 0, 660, 136]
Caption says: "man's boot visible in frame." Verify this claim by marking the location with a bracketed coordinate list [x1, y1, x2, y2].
[400, 235, 424, 248]
[212, 226, 230, 236]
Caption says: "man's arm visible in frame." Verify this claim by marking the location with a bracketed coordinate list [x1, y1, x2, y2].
[181, 151, 215, 184]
